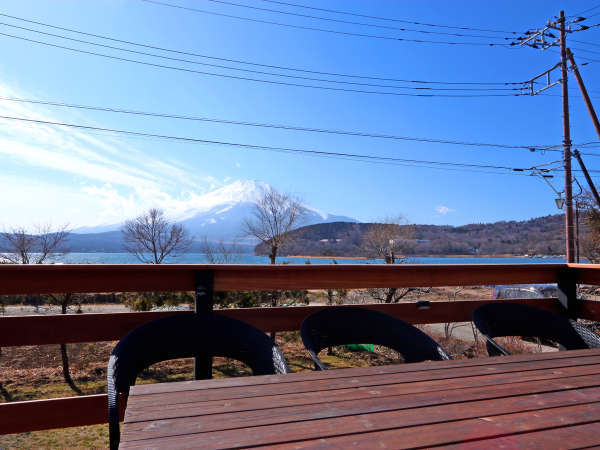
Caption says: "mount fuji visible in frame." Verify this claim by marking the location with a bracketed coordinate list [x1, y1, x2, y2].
[73, 180, 357, 246]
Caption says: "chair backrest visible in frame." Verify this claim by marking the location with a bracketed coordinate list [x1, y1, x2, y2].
[472, 302, 600, 356]
[300, 306, 451, 370]
[107, 313, 289, 449]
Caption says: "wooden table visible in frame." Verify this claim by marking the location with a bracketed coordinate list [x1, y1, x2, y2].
[120, 348, 600, 449]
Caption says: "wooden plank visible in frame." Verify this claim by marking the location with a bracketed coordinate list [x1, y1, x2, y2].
[0, 394, 125, 435]
[0, 298, 563, 346]
[0, 263, 564, 295]
[120, 397, 600, 448]
[129, 355, 600, 407]
[438, 422, 600, 449]
[123, 388, 600, 447]
[130, 348, 600, 396]
[121, 368, 600, 439]
[125, 362, 600, 422]
[447, 423, 600, 450]
[257, 403, 600, 450]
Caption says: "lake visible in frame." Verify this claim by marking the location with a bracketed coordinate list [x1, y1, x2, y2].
[61, 253, 566, 265]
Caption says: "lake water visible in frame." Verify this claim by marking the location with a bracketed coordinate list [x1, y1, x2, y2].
[61, 253, 566, 265]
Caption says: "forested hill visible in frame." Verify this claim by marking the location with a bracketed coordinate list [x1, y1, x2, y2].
[255, 214, 566, 257]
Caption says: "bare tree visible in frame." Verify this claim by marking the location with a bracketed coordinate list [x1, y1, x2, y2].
[362, 216, 414, 264]
[443, 287, 470, 340]
[362, 217, 425, 303]
[122, 208, 192, 264]
[47, 292, 83, 394]
[580, 192, 600, 263]
[243, 187, 306, 264]
[0, 224, 70, 264]
[199, 237, 240, 264]
[0, 224, 81, 394]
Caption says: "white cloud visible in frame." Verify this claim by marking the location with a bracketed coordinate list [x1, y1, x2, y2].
[0, 82, 227, 227]
[235, 162, 241, 168]
[435, 205, 456, 215]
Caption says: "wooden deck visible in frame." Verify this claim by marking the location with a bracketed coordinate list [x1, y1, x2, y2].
[119, 348, 600, 449]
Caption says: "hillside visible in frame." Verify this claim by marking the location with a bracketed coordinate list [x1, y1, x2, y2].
[255, 214, 566, 257]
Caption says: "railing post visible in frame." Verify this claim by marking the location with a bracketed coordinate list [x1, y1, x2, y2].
[557, 267, 578, 319]
[193, 270, 214, 380]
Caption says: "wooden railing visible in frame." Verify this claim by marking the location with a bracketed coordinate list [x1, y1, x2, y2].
[1, 263, 599, 435]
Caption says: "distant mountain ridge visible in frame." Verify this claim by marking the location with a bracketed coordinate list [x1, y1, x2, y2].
[255, 214, 566, 257]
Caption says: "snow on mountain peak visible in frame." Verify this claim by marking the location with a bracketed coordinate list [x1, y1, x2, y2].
[173, 179, 270, 221]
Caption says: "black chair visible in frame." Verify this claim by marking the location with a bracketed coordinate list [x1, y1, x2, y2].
[300, 306, 451, 370]
[107, 314, 290, 449]
[473, 302, 600, 356]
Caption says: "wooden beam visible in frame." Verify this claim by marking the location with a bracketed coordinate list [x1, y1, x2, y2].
[0, 299, 562, 347]
[0, 394, 125, 435]
[0, 263, 564, 295]
[569, 263, 600, 286]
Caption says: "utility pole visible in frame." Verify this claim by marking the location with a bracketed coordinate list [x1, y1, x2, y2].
[560, 10, 575, 263]
[515, 10, 585, 261]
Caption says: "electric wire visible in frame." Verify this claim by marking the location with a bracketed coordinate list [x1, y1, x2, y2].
[0, 96, 567, 153]
[200, 0, 512, 40]
[570, 45, 600, 56]
[0, 22, 523, 92]
[573, 3, 600, 16]
[255, 0, 518, 34]
[0, 31, 526, 97]
[140, 0, 512, 46]
[571, 38, 600, 48]
[0, 12, 527, 86]
[0, 114, 543, 175]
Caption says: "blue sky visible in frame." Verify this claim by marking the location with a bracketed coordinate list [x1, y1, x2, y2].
[1, 0, 600, 229]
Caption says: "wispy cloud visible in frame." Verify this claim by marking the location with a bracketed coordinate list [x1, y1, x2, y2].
[435, 205, 456, 215]
[0, 82, 226, 227]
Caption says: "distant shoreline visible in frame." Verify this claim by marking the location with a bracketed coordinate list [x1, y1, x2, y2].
[283, 254, 563, 259]
[285, 255, 368, 260]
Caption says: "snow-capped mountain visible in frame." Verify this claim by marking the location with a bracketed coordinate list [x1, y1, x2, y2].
[74, 180, 358, 242]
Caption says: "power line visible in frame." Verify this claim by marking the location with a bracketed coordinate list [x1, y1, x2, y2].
[256, 0, 518, 34]
[572, 3, 600, 16]
[140, 0, 511, 46]
[0, 96, 567, 153]
[201, 0, 512, 40]
[0, 31, 526, 98]
[0, 114, 540, 175]
[0, 12, 525, 86]
[570, 45, 600, 56]
[571, 38, 600, 48]
[0, 22, 523, 92]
